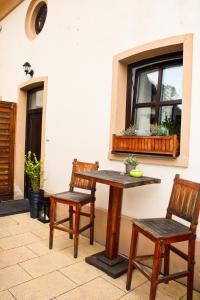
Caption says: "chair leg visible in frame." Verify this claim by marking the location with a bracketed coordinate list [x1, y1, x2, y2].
[150, 241, 162, 300]
[126, 225, 138, 291]
[164, 244, 170, 284]
[187, 237, 195, 300]
[49, 198, 56, 249]
[69, 205, 74, 239]
[74, 205, 80, 258]
[90, 201, 95, 245]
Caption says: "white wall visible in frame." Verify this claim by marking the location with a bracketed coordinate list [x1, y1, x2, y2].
[1, 0, 200, 237]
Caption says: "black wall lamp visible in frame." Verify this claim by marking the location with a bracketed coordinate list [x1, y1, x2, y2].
[23, 62, 34, 77]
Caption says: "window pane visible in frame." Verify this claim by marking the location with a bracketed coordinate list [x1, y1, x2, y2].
[161, 65, 183, 101]
[135, 107, 156, 135]
[28, 90, 43, 110]
[136, 69, 159, 103]
[159, 104, 182, 135]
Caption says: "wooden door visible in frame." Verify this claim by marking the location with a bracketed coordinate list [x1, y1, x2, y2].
[26, 108, 42, 160]
[25, 87, 43, 197]
[0, 101, 16, 201]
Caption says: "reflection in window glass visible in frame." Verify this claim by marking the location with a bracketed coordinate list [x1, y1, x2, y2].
[135, 107, 156, 135]
[136, 69, 158, 103]
[159, 104, 182, 122]
[28, 90, 43, 110]
[159, 104, 182, 135]
[161, 66, 183, 101]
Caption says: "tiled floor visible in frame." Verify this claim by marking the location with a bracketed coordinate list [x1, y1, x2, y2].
[0, 213, 199, 300]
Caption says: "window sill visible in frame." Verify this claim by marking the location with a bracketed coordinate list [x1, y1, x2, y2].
[108, 151, 188, 167]
[111, 151, 178, 159]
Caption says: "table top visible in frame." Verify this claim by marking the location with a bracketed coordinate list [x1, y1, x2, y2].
[76, 170, 161, 189]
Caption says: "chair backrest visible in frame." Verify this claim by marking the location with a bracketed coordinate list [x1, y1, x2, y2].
[69, 159, 99, 193]
[167, 174, 200, 231]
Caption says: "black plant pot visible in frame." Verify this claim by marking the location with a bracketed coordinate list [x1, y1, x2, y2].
[29, 189, 44, 218]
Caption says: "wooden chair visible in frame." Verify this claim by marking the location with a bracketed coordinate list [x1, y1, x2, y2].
[49, 158, 99, 258]
[126, 174, 200, 300]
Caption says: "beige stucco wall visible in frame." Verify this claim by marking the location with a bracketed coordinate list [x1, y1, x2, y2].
[0, 0, 200, 288]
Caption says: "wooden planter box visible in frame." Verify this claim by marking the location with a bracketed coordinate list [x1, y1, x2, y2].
[112, 134, 180, 158]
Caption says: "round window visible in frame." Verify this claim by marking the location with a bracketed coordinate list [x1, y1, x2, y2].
[25, 0, 48, 39]
[35, 3, 47, 34]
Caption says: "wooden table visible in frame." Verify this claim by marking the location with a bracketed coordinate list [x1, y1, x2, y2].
[76, 170, 161, 278]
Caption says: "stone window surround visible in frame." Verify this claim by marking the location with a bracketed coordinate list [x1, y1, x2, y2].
[109, 34, 193, 167]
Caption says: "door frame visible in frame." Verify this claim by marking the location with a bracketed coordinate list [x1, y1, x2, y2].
[14, 77, 48, 199]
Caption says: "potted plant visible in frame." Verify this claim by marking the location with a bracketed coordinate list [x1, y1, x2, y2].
[112, 122, 180, 158]
[24, 151, 44, 218]
[123, 155, 139, 174]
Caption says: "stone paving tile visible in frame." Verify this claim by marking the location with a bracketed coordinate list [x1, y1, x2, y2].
[61, 241, 104, 262]
[181, 290, 200, 299]
[102, 269, 148, 292]
[10, 271, 76, 300]
[30, 223, 66, 240]
[4, 223, 32, 236]
[0, 216, 17, 226]
[0, 229, 10, 239]
[157, 280, 187, 299]
[0, 232, 40, 250]
[0, 246, 36, 269]
[10, 212, 32, 223]
[20, 251, 78, 278]
[0, 290, 15, 300]
[60, 261, 104, 285]
[4, 217, 65, 240]
[119, 282, 173, 300]
[0, 264, 31, 291]
[56, 277, 125, 300]
[27, 234, 88, 256]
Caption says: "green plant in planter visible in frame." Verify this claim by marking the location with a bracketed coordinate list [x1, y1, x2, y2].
[24, 151, 42, 192]
[123, 155, 139, 174]
[123, 155, 139, 166]
[150, 124, 169, 136]
[121, 124, 137, 136]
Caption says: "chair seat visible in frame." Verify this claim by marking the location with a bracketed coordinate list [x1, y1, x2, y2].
[134, 218, 191, 239]
[53, 191, 92, 203]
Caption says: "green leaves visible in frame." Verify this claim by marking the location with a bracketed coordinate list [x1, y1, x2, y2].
[123, 155, 139, 166]
[150, 124, 169, 136]
[24, 151, 42, 192]
[121, 124, 137, 136]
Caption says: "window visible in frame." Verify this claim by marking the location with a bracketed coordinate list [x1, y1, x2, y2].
[109, 34, 193, 167]
[126, 54, 183, 136]
[25, 0, 47, 39]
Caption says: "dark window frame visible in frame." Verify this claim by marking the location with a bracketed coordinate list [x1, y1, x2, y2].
[126, 53, 183, 129]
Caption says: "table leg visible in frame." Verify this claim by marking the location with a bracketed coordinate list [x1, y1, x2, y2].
[105, 186, 123, 259]
[85, 186, 128, 278]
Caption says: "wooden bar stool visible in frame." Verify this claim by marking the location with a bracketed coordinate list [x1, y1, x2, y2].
[126, 174, 200, 300]
[49, 158, 99, 258]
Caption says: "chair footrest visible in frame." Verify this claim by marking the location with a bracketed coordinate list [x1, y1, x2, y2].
[133, 260, 151, 281]
[133, 259, 189, 284]
[79, 223, 92, 233]
[55, 217, 70, 225]
[157, 270, 189, 284]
